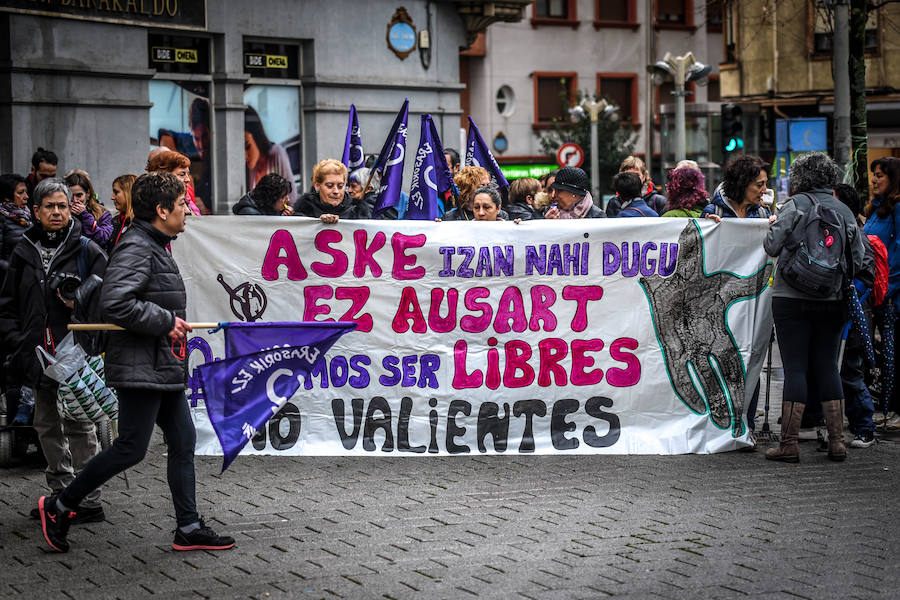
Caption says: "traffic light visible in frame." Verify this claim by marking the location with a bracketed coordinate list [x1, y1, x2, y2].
[721, 103, 744, 152]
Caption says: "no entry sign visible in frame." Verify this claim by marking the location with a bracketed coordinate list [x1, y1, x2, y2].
[556, 142, 584, 168]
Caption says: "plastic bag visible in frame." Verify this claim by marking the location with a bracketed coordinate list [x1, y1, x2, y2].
[35, 333, 118, 423]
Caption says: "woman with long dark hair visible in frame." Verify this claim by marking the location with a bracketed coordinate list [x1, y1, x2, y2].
[64, 170, 113, 247]
[863, 156, 900, 430]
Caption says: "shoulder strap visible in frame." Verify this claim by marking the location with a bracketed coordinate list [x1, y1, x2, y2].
[77, 236, 90, 280]
[714, 205, 724, 217]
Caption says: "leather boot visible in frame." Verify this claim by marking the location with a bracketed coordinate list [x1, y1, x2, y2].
[765, 401, 805, 462]
[822, 399, 847, 461]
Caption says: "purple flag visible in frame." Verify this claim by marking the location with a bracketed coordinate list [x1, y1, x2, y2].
[371, 98, 409, 174]
[465, 116, 509, 190]
[407, 115, 454, 220]
[372, 100, 409, 217]
[198, 322, 356, 471]
[341, 104, 364, 175]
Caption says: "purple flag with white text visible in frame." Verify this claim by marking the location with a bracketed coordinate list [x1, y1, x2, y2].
[372, 100, 409, 217]
[465, 116, 509, 190]
[198, 322, 357, 471]
[407, 114, 454, 220]
[341, 104, 364, 175]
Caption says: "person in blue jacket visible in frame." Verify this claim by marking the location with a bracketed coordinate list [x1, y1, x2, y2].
[702, 154, 771, 220]
[613, 172, 658, 217]
[862, 156, 900, 431]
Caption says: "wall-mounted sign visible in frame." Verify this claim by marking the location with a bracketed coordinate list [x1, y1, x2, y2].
[386, 7, 416, 60]
[243, 42, 300, 79]
[149, 34, 209, 74]
[1, 0, 206, 30]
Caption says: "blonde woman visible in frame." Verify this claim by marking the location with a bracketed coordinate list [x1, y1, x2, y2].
[107, 174, 137, 252]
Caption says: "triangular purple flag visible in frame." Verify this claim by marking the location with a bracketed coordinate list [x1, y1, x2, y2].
[465, 116, 509, 190]
[198, 321, 356, 471]
[407, 114, 454, 220]
[341, 104, 364, 175]
[372, 101, 409, 217]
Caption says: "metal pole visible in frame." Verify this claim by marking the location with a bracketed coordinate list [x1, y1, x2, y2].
[674, 83, 686, 163]
[832, 0, 852, 172]
[590, 115, 599, 201]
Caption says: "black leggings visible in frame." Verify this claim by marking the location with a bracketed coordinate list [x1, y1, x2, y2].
[59, 388, 199, 527]
[773, 297, 846, 405]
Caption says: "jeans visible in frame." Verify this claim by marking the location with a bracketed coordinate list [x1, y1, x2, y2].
[773, 297, 845, 405]
[59, 388, 199, 527]
[841, 346, 876, 435]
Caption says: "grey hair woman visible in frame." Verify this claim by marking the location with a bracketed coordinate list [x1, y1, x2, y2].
[762, 152, 865, 464]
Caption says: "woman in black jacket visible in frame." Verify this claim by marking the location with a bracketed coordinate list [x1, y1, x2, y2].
[37, 172, 234, 554]
[0, 173, 30, 273]
[232, 172, 293, 216]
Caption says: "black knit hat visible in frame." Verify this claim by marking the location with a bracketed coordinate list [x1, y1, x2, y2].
[550, 167, 590, 196]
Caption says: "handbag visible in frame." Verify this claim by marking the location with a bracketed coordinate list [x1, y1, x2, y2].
[35, 333, 118, 423]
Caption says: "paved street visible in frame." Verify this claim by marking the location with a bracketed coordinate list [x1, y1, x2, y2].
[2, 353, 899, 600]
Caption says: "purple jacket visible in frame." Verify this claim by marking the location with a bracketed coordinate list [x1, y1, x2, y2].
[78, 209, 114, 246]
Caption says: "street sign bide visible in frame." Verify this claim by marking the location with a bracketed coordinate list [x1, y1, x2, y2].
[556, 142, 584, 168]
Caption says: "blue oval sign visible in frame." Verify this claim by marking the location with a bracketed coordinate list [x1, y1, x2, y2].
[389, 22, 416, 53]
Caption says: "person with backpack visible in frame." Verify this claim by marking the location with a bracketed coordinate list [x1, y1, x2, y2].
[0, 177, 107, 520]
[613, 171, 658, 217]
[763, 153, 866, 463]
[862, 157, 900, 431]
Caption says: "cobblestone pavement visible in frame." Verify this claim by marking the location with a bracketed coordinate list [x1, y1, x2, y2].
[2, 350, 899, 599]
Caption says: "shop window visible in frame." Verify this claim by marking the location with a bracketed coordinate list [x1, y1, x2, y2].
[707, 75, 720, 102]
[656, 0, 693, 28]
[706, 0, 722, 32]
[594, 0, 638, 28]
[811, 0, 877, 56]
[534, 72, 577, 126]
[597, 73, 638, 124]
[532, 0, 579, 28]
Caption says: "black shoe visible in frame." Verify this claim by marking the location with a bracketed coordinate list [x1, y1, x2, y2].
[172, 519, 235, 551]
[31, 504, 104, 525]
[37, 495, 74, 553]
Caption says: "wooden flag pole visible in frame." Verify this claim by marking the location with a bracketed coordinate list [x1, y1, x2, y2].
[68, 322, 221, 331]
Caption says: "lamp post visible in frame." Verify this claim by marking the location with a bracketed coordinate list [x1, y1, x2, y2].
[648, 52, 711, 163]
[570, 97, 617, 201]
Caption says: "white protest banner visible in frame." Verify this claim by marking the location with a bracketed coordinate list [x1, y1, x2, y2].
[174, 217, 773, 457]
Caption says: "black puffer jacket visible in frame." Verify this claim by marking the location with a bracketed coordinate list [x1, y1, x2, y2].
[505, 203, 541, 221]
[232, 192, 281, 216]
[0, 212, 31, 273]
[0, 219, 107, 388]
[100, 220, 187, 390]
[293, 191, 372, 220]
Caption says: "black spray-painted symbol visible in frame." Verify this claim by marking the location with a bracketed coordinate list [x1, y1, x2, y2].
[217, 274, 268, 322]
[639, 222, 772, 437]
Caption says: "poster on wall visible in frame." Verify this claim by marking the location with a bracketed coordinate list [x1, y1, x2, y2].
[148, 80, 212, 214]
[243, 86, 302, 205]
[175, 217, 773, 458]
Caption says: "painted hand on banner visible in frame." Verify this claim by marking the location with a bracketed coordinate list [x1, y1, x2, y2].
[639, 222, 772, 436]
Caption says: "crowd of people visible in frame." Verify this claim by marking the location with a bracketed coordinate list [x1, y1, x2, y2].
[0, 142, 898, 555]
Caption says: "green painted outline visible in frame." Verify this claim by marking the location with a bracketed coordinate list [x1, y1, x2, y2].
[638, 220, 771, 438]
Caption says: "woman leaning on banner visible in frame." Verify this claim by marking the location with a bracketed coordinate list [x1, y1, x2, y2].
[862, 156, 900, 430]
[763, 153, 865, 463]
[702, 155, 771, 220]
[292, 159, 372, 223]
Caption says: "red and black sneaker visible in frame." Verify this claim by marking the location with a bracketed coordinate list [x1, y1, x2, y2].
[37, 495, 75, 553]
[172, 519, 234, 551]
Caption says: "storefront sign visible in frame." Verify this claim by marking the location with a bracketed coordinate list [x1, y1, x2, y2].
[149, 33, 209, 74]
[499, 164, 557, 180]
[243, 42, 300, 79]
[1, 0, 206, 30]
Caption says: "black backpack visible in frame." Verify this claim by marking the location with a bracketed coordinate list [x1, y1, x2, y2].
[778, 193, 850, 298]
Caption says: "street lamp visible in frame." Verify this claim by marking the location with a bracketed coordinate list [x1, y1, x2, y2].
[647, 52, 711, 163]
[569, 96, 617, 201]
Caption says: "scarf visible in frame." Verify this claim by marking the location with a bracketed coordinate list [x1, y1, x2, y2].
[557, 192, 595, 219]
[0, 201, 31, 227]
